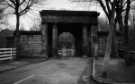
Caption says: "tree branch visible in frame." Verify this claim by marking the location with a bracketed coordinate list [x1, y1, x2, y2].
[8, 0, 16, 5]
[97, 0, 109, 19]
[105, 0, 111, 15]
[19, 0, 33, 15]
[19, 0, 26, 5]
[7, 1, 15, 8]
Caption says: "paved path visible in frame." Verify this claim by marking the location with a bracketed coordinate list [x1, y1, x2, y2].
[0, 57, 89, 84]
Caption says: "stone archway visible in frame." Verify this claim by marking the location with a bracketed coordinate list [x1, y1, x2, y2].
[57, 32, 75, 57]
[40, 10, 100, 58]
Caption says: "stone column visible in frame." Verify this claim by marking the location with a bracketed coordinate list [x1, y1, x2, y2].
[52, 23, 58, 57]
[41, 23, 48, 58]
[83, 25, 88, 56]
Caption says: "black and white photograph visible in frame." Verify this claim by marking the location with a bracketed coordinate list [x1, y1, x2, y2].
[0, 0, 135, 84]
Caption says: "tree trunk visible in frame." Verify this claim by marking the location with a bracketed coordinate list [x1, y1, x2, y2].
[111, 25, 118, 58]
[124, 25, 129, 44]
[117, 14, 123, 33]
[14, 11, 20, 60]
[124, 0, 130, 44]
[104, 25, 112, 61]
[104, 19, 115, 61]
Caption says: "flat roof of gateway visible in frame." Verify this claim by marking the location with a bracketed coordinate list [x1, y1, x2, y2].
[40, 10, 100, 17]
[13, 31, 41, 35]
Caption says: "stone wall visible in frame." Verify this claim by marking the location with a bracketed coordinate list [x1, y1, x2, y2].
[19, 32, 47, 58]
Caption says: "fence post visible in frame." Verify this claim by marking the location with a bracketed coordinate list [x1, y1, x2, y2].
[11, 48, 12, 59]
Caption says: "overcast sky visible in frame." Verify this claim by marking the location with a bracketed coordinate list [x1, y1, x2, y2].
[0, 0, 134, 31]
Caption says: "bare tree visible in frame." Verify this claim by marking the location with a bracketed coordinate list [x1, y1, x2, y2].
[6, 0, 37, 59]
[96, 0, 133, 62]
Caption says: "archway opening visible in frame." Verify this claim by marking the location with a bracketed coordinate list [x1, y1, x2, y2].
[58, 23, 83, 57]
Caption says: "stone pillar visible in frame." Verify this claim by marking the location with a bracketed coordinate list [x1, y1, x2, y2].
[83, 25, 88, 56]
[52, 23, 58, 57]
[41, 23, 48, 58]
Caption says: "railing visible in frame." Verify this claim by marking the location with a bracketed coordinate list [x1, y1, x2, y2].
[0, 48, 16, 61]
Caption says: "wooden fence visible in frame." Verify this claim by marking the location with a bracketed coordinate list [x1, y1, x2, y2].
[0, 48, 16, 61]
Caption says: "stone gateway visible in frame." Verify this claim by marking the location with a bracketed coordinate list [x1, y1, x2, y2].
[40, 10, 99, 58]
